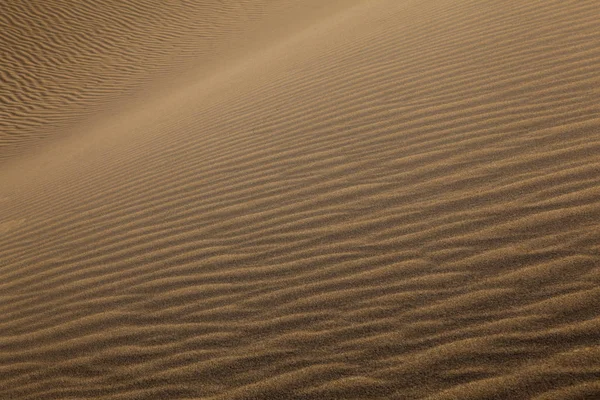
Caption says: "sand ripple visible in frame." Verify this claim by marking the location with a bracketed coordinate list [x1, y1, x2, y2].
[1, 0, 600, 398]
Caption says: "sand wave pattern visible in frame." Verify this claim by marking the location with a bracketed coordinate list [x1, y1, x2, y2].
[0, 0, 351, 162]
[1, 0, 600, 399]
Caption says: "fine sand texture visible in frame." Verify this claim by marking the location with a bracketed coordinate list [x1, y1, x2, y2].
[1, 0, 600, 399]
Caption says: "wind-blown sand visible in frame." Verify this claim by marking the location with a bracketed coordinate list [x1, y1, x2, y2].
[1, 0, 599, 398]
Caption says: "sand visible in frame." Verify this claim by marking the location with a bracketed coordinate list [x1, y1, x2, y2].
[1, 0, 599, 398]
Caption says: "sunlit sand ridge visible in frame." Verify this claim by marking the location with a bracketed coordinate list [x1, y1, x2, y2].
[1, 0, 599, 399]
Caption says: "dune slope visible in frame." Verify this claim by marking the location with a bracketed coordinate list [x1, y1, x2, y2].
[0, 0, 357, 162]
[1, 0, 600, 399]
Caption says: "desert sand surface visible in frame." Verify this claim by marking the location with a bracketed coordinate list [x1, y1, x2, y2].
[1, 0, 600, 398]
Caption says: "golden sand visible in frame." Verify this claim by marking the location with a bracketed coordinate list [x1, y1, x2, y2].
[1, 1, 599, 398]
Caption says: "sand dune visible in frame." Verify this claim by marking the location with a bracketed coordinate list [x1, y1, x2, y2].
[1, 0, 600, 399]
[0, 0, 358, 162]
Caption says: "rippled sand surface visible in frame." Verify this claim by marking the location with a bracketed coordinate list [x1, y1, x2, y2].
[1, 1, 600, 399]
